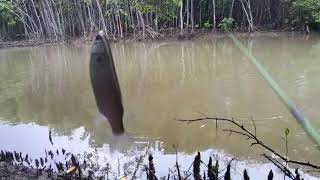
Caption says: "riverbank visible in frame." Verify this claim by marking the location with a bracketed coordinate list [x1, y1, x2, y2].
[1, 117, 319, 179]
[0, 30, 314, 49]
[0, 161, 57, 180]
[1, 149, 318, 180]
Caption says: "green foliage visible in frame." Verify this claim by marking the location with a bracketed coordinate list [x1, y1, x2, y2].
[203, 21, 212, 29]
[135, 3, 153, 14]
[1, 0, 320, 41]
[0, 0, 19, 26]
[147, 0, 180, 22]
[218, 17, 234, 31]
[290, 0, 320, 25]
[132, 0, 179, 23]
[83, 0, 92, 5]
[285, 128, 290, 136]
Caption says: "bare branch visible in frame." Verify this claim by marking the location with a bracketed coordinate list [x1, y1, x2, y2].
[250, 116, 257, 136]
[263, 154, 295, 179]
[177, 117, 320, 170]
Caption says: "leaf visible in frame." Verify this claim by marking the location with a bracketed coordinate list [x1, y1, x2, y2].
[285, 128, 290, 136]
[66, 166, 77, 176]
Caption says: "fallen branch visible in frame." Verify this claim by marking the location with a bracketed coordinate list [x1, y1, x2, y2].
[177, 117, 320, 173]
[263, 154, 295, 179]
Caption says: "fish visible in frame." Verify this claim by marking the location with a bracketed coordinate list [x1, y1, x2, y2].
[89, 31, 124, 135]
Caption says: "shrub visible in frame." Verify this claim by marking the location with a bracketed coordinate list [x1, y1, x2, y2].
[218, 17, 235, 31]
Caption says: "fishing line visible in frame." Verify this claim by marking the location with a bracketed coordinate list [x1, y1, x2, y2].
[229, 33, 320, 148]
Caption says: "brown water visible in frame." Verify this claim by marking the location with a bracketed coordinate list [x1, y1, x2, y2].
[0, 34, 320, 179]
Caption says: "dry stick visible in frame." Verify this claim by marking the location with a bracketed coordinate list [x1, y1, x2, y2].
[250, 116, 256, 136]
[144, 165, 158, 180]
[183, 158, 196, 179]
[177, 117, 320, 170]
[118, 158, 121, 177]
[172, 145, 182, 180]
[263, 154, 295, 179]
[306, 169, 320, 173]
[131, 142, 150, 180]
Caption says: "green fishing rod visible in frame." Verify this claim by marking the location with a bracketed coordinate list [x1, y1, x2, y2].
[229, 34, 320, 147]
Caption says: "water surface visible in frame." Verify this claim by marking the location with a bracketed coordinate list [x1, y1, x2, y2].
[0, 34, 320, 178]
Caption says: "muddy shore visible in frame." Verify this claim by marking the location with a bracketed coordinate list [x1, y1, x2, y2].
[0, 30, 312, 49]
[0, 161, 63, 180]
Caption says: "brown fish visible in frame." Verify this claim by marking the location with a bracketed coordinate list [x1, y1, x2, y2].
[89, 32, 124, 135]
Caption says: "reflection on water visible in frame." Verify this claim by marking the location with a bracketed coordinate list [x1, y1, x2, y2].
[0, 121, 316, 179]
[0, 34, 320, 178]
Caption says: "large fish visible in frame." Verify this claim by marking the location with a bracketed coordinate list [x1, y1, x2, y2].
[90, 32, 125, 135]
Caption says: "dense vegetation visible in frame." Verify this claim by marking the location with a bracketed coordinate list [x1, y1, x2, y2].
[0, 0, 319, 41]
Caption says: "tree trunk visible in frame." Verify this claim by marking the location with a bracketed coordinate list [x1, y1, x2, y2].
[127, 0, 136, 35]
[87, 4, 94, 33]
[127, 0, 133, 31]
[118, 10, 123, 38]
[212, 0, 216, 30]
[191, 0, 194, 32]
[30, 0, 44, 38]
[199, 4, 202, 29]
[136, 10, 140, 32]
[247, 0, 254, 31]
[95, 0, 107, 36]
[229, 0, 235, 18]
[186, 0, 190, 31]
[155, 11, 159, 31]
[240, 0, 254, 32]
[180, 0, 183, 35]
[138, 11, 145, 38]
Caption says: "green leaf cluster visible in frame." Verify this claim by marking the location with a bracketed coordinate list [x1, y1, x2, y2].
[290, 0, 320, 24]
[218, 17, 235, 31]
[135, 0, 179, 22]
[0, 0, 19, 26]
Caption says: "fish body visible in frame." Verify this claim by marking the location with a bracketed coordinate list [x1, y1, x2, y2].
[90, 32, 124, 135]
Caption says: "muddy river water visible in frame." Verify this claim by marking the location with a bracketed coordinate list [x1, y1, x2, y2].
[0, 34, 320, 179]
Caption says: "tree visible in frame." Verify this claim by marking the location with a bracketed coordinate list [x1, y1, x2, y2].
[180, 0, 183, 34]
[212, 0, 216, 30]
[290, 0, 320, 27]
[0, 0, 319, 41]
[240, 0, 254, 32]
[190, 0, 194, 32]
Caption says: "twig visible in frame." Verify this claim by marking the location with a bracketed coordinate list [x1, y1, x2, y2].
[172, 145, 182, 180]
[144, 165, 158, 180]
[250, 116, 256, 136]
[131, 143, 150, 180]
[263, 154, 295, 179]
[184, 161, 194, 178]
[177, 117, 320, 170]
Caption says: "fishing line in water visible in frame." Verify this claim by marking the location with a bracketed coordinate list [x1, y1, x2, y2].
[229, 33, 320, 148]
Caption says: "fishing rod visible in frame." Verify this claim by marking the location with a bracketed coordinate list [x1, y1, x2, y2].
[229, 33, 320, 147]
